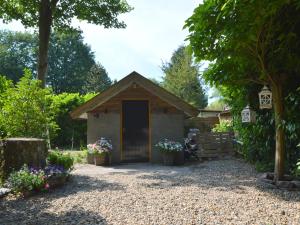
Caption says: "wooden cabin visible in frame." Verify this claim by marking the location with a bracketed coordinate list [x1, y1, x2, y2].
[71, 71, 199, 164]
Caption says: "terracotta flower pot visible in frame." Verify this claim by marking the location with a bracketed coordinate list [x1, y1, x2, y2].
[94, 153, 110, 166]
[47, 175, 67, 188]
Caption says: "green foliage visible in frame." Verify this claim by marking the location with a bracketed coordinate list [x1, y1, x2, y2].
[63, 150, 87, 164]
[0, 30, 36, 82]
[50, 92, 96, 148]
[212, 120, 233, 133]
[0, 0, 132, 29]
[185, 0, 300, 175]
[47, 30, 96, 93]
[83, 63, 112, 93]
[6, 165, 46, 193]
[0, 69, 58, 138]
[0, 30, 109, 93]
[294, 160, 300, 177]
[206, 99, 226, 110]
[162, 45, 208, 109]
[47, 151, 74, 171]
[0, 75, 13, 137]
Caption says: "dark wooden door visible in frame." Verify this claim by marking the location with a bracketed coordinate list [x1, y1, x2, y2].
[122, 100, 149, 162]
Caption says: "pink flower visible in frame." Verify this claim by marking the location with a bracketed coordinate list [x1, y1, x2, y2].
[44, 183, 50, 189]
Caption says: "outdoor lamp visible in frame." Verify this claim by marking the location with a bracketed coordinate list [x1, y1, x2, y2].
[258, 85, 272, 109]
[241, 105, 256, 123]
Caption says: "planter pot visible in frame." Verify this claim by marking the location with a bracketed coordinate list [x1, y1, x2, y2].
[22, 190, 34, 198]
[47, 175, 67, 188]
[162, 152, 176, 166]
[94, 153, 110, 166]
[87, 152, 94, 164]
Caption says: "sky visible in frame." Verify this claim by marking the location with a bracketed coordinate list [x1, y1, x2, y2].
[0, 0, 201, 82]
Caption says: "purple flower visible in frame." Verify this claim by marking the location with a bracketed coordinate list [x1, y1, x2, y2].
[44, 165, 66, 176]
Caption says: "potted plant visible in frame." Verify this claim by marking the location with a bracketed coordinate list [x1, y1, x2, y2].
[5, 165, 47, 198]
[155, 139, 183, 166]
[87, 138, 112, 166]
[86, 144, 96, 164]
[44, 165, 68, 188]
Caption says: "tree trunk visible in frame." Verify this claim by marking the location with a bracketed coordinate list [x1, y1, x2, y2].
[37, 0, 53, 87]
[272, 81, 285, 181]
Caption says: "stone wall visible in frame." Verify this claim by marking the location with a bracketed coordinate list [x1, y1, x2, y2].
[151, 112, 185, 164]
[87, 112, 121, 164]
[0, 138, 47, 179]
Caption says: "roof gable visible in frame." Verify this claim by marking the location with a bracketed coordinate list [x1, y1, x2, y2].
[70, 71, 199, 119]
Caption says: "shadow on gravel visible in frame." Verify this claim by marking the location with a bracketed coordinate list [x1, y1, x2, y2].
[0, 174, 124, 224]
[107, 160, 300, 202]
[0, 205, 107, 225]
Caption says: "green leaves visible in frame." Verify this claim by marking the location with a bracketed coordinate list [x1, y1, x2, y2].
[0, 69, 58, 139]
[47, 150, 74, 171]
[0, 0, 132, 30]
[162, 46, 208, 109]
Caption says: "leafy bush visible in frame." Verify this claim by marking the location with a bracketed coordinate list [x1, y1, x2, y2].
[295, 160, 300, 177]
[6, 165, 46, 193]
[0, 69, 58, 139]
[50, 92, 95, 148]
[47, 151, 74, 171]
[212, 120, 233, 133]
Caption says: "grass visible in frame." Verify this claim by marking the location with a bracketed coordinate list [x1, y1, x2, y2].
[51, 149, 88, 164]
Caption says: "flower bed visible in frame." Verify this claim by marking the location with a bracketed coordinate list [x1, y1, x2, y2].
[155, 139, 183, 166]
[4, 150, 74, 197]
[87, 137, 112, 166]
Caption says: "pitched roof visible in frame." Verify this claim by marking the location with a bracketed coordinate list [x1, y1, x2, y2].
[70, 71, 199, 119]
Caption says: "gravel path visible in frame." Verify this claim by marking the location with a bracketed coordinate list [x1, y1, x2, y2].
[1, 159, 300, 225]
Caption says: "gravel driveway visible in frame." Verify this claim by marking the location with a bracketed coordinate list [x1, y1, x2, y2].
[1, 159, 300, 225]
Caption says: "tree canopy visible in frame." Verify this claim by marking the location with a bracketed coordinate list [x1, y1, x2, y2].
[0, 0, 132, 86]
[185, 0, 300, 180]
[47, 29, 95, 93]
[0, 30, 37, 83]
[162, 45, 208, 109]
[83, 63, 112, 93]
[0, 29, 112, 93]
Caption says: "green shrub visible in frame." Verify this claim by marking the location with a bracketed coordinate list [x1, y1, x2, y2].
[295, 160, 300, 177]
[47, 150, 74, 170]
[63, 149, 87, 164]
[255, 161, 274, 172]
[6, 165, 46, 193]
[50, 93, 96, 148]
[212, 120, 233, 133]
[0, 69, 58, 139]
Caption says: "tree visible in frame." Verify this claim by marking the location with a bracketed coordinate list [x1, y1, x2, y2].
[0, 75, 13, 137]
[0, 30, 37, 82]
[47, 30, 95, 93]
[0, 69, 58, 139]
[83, 63, 112, 93]
[185, 0, 300, 180]
[0, 0, 132, 87]
[51, 92, 96, 148]
[162, 45, 208, 109]
[0, 30, 107, 93]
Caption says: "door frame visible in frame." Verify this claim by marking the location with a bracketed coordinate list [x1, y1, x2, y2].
[120, 99, 151, 162]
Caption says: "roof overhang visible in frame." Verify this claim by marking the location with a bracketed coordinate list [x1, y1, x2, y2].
[70, 71, 200, 119]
